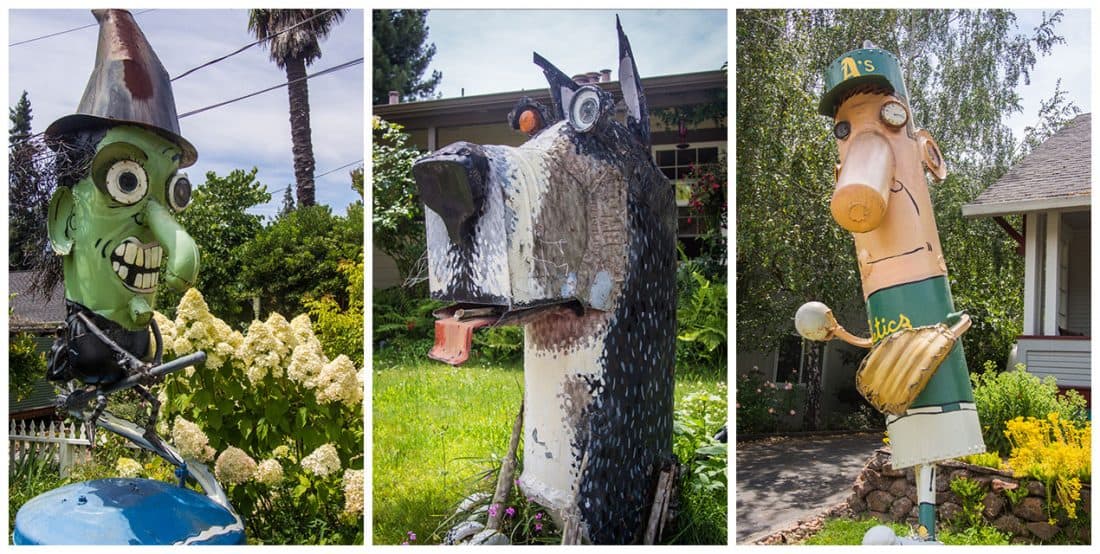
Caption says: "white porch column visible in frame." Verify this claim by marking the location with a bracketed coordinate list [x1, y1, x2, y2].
[427, 126, 437, 152]
[1022, 213, 1041, 335]
[1043, 211, 1062, 336]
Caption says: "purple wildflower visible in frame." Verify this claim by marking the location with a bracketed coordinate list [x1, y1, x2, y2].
[488, 504, 499, 518]
[505, 506, 516, 518]
[535, 512, 543, 520]
[535, 523, 543, 532]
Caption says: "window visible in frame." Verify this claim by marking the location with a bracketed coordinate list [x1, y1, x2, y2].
[652, 142, 725, 237]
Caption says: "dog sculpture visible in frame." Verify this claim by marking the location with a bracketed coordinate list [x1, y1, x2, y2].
[414, 17, 676, 544]
[795, 44, 985, 542]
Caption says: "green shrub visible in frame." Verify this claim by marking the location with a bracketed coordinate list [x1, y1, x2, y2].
[676, 267, 727, 371]
[670, 385, 728, 543]
[949, 476, 986, 529]
[735, 368, 803, 434]
[305, 256, 365, 367]
[472, 325, 524, 365]
[372, 285, 442, 357]
[9, 329, 44, 403]
[971, 362, 1089, 456]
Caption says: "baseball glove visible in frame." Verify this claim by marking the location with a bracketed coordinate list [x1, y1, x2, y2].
[856, 313, 971, 416]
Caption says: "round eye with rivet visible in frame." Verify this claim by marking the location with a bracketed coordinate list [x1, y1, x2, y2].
[167, 173, 192, 212]
[834, 120, 851, 140]
[104, 160, 148, 205]
[568, 86, 602, 132]
[880, 100, 908, 128]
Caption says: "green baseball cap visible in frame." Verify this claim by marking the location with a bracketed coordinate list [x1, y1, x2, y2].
[819, 47, 908, 117]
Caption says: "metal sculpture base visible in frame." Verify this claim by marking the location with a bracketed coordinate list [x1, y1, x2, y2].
[14, 478, 244, 545]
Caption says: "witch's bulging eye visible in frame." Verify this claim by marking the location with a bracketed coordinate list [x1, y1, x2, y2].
[167, 173, 192, 212]
[105, 160, 148, 204]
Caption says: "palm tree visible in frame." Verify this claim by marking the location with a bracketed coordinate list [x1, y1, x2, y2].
[248, 9, 347, 207]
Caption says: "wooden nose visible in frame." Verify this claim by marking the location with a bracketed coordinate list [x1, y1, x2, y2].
[832, 132, 895, 233]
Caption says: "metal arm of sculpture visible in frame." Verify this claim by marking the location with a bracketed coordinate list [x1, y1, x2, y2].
[794, 44, 986, 544]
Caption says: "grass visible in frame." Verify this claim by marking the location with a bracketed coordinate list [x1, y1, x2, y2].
[371, 347, 726, 545]
[803, 517, 1011, 545]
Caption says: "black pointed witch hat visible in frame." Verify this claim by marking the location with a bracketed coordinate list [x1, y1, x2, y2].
[45, 9, 197, 167]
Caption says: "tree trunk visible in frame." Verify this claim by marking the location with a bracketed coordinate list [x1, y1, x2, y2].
[803, 339, 822, 431]
[284, 56, 316, 207]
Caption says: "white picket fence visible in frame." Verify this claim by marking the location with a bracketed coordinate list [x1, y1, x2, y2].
[9, 419, 93, 477]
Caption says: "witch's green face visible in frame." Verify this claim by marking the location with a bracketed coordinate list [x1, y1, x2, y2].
[48, 125, 199, 331]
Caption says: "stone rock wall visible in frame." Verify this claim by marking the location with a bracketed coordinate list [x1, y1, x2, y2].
[848, 448, 1091, 544]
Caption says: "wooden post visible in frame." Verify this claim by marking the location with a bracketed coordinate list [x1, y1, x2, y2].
[486, 400, 524, 532]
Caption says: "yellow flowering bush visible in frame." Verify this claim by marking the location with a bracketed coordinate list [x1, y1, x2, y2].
[155, 288, 363, 543]
[1003, 413, 1091, 519]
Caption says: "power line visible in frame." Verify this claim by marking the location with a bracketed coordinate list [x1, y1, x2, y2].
[9, 9, 155, 47]
[316, 159, 363, 179]
[170, 9, 337, 81]
[178, 57, 363, 119]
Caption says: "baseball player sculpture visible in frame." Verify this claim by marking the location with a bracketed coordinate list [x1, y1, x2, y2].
[794, 43, 985, 543]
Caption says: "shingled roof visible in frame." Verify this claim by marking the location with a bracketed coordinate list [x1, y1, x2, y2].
[9, 270, 65, 332]
[962, 113, 1091, 217]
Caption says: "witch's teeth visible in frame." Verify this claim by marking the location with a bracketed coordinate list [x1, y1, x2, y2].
[135, 247, 144, 268]
[155, 247, 163, 266]
[118, 265, 129, 280]
[113, 261, 120, 272]
[114, 243, 126, 256]
[148, 273, 158, 288]
[149, 248, 160, 267]
[124, 243, 137, 264]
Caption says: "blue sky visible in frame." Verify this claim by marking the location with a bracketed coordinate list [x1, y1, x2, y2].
[420, 10, 728, 100]
[1003, 9, 1091, 140]
[9, 9, 364, 220]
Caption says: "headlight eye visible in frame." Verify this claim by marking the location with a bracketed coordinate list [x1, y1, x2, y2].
[104, 160, 148, 205]
[167, 173, 192, 212]
[568, 86, 604, 133]
[834, 121, 851, 140]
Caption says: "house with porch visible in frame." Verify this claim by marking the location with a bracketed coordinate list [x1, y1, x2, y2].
[962, 113, 1091, 402]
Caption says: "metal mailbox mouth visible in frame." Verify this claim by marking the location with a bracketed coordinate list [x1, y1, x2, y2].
[428, 301, 589, 365]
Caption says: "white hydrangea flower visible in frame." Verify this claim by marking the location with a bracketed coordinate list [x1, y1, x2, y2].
[289, 314, 318, 349]
[214, 446, 257, 485]
[176, 288, 212, 324]
[342, 468, 363, 515]
[254, 459, 284, 486]
[315, 355, 362, 407]
[239, 320, 287, 383]
[116, 457, 142, 478]
[153, 312, 177, 348]
[300, 443, 341, 477]
[172, 416, 215, 462]
[266, 312, 294, 350]
[287, 342, 325, 387]
[172, 336, 194, 356]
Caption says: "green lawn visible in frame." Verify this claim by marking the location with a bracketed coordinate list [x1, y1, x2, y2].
[372, 351, 725, 544]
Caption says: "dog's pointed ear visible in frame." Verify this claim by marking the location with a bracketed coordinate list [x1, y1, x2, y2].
[617, 15, 649, 146]
[534, 52, 578, 122]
